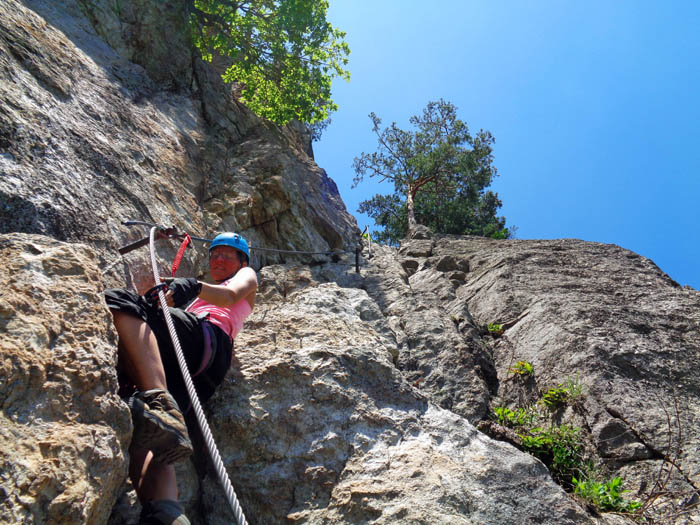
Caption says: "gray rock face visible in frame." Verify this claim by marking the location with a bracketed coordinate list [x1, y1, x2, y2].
[362, 243, 496, 424]
[386, 235, 700, 523]
[454, 237, 699, 467]
[0, 233, 130, 524]
[202, 266, 593, 525]
[1, 0, 358, 293]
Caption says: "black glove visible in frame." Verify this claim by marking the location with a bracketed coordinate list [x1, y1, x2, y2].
[143, 283, 168, 305]
[164, 278, 202, 307]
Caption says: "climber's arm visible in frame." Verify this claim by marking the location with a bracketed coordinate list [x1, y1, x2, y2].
[199, 267, 257, 307]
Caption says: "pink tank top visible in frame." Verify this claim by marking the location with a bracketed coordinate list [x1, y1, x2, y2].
[186, 279, 253, 340]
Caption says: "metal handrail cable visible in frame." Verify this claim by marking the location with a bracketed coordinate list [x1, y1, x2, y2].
[248, 246, 351, 255]
[121, 220, 354, 255]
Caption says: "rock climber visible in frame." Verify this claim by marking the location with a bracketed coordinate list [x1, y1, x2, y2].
[105, 232, 257, 524]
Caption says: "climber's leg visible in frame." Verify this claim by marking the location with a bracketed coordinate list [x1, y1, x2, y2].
[106, 289, 192, 464]
[111, 310, 168, 391]
[130, 448, 179, 503]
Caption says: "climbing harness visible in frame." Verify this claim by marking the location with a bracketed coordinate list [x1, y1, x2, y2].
[146, 225, 248, 525]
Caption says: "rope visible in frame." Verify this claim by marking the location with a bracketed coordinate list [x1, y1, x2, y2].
[148, 227, 248, 525]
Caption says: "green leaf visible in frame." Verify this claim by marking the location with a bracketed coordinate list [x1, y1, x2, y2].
[190, 0, 350, 124]
[353, 100, 513, 244]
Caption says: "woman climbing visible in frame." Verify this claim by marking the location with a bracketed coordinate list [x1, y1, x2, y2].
[105, 232, 257, 524]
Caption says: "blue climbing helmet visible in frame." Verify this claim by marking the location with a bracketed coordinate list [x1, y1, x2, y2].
[209, 232, 249, 264]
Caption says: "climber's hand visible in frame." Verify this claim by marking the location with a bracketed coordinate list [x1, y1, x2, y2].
[143, 283, 168, 305]
[159, 277, 201, 308]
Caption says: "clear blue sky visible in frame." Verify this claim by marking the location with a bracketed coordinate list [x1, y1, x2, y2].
[314, 1, 700, 290]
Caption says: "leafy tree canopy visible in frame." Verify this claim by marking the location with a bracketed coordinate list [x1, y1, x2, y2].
[189, 0, 350, 125]
[353, 99, 513, 245]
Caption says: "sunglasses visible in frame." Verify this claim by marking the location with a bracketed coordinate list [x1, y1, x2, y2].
[209, 250, 240, 262]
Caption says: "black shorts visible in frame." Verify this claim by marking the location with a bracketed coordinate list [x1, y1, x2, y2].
[105, 288, 233, 411]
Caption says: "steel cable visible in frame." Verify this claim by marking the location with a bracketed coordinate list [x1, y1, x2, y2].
[148, 227, 248, 525]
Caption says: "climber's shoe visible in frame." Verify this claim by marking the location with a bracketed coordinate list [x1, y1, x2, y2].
[139, 499, 191, 525]
[128, 389, 193, 464]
